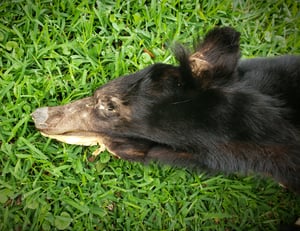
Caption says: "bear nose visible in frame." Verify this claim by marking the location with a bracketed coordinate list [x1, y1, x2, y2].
[31, 107, 49, 129]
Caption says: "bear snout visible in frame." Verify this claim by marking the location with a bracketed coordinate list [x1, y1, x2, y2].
[31, 107, 49, 129]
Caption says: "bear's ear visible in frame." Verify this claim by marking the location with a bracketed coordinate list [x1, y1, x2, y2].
[188, 27, 241, 87]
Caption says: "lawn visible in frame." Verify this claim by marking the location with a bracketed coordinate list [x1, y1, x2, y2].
[0, 0, 299, 230]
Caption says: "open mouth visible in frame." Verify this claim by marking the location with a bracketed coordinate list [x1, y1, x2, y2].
[40, 131, 122, 157]
[40, 131, 104, 146]
[40, 131, 109, 156]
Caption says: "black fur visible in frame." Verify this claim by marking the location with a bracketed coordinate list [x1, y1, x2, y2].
[32, 27, 300, 193]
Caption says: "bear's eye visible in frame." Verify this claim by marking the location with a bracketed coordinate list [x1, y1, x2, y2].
[97, 100, 118, 117]
[95, 97, 122, 118]
[107, 102, 115, 111]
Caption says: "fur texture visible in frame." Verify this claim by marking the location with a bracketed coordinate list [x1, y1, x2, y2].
[32, 27, 300, 193]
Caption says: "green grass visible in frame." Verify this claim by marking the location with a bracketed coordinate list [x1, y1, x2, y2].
[1, 0, 300, 230]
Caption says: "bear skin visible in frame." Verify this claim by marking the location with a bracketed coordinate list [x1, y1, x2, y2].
[32, 27, 300, 193]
